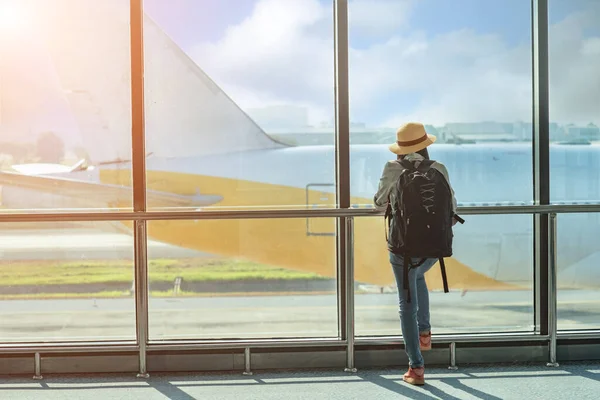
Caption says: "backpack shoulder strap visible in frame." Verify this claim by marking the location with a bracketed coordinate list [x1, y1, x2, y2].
[398, 159, 415, 170]
[416, 159, 435, 172]
[439, 257, 449, 293]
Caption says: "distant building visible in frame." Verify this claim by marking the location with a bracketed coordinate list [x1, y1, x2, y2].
[565, 123, 600, 141]
[442, 122, 519, 143]
[445, 121, 515, 135]
[424, 124, 440, 137]
[266, 121, 599, 146]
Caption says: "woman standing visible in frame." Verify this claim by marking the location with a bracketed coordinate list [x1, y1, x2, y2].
[374, 122, 458, 386]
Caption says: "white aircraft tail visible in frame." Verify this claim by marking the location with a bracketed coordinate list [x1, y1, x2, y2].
[25, 0, 286, 163]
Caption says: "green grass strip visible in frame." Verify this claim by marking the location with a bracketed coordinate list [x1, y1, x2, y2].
[0, 258, 328, 286]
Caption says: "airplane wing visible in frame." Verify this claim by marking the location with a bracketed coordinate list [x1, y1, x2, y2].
[0, 170, 223, 209]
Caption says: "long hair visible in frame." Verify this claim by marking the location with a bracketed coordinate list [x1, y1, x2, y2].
[397, 147, 430, 160]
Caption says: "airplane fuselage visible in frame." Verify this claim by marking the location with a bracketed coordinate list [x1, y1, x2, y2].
[8, 141, 592, 291]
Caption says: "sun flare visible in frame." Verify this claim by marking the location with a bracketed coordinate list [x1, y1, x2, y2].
[0, 1, 27, 31]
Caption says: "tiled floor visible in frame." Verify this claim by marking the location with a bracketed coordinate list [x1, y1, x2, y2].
[0, 362, 598, 399]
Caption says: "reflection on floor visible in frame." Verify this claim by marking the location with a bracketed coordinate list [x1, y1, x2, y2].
[0, 363, 598, 399]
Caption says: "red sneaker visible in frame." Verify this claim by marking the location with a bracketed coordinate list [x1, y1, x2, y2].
[420, 331, 431, 351]
[403, 367, 425, 386]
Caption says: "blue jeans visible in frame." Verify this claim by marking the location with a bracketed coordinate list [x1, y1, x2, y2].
[389, 252, 437, 368]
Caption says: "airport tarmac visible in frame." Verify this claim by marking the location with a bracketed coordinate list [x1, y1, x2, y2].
[0, 290, 598, 342]
[0, 225, 598, 342]
[0, 225, 208, 260]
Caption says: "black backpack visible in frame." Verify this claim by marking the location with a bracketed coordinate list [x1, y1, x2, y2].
[384, 159, 459, 302]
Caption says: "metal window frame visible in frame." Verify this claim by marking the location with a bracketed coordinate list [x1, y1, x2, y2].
[0, 0, 599, 377]
[334, 0, 351, 349]
[130, 0, 150, 378]
[532, 0, 550, 338]
[0, 206, 598, 374]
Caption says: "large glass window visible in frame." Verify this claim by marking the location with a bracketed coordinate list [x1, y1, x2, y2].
[348, 0, 533, 208]
[0, 221, 136, 342]
[0, 0, 133, 210]
[348, 0, 534, 335]
[557, 213, 600, 331]
[354, 215, 534, 336]
[549, 0, 600, 204]
[147, 218, 338, 340]
[142, 0, 336, 210]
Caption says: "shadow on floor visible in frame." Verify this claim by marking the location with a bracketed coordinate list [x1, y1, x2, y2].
[0, 362, 598, 400]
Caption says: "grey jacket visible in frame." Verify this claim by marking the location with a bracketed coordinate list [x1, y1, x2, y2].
[373, 153, 457, 212]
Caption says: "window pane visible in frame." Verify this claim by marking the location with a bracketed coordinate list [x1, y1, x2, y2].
[147, 218, 338, 340]
[355, 215, 534, 336]
[142, 0, 335, 210]
[348, 0, 533, 207]
[0, 0, 132, 210]
[549, 0, 600, 204]
[557, 213, 600, 331]
[0, 221, 135, 342]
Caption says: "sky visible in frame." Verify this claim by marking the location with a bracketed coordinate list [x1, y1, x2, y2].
[143, 0, 600, 128]
[0, 0, 598, 152]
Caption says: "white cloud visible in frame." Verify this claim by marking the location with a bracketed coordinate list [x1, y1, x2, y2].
[582, 37, 600, 55]
[367, 30, 533, 126]
[190, 0, 600, 128]
[192, 0, 334, 126]
[349, 0, 416, 38]
[548, 8, 600, 125]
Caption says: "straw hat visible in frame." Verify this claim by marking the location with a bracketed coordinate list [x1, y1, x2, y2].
[388, 122, 437, 155]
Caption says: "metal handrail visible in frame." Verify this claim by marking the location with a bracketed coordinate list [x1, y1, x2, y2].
[0, 204, 599, 223]
[547, 213, 559, 367]
[0, 207, 597, 367]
